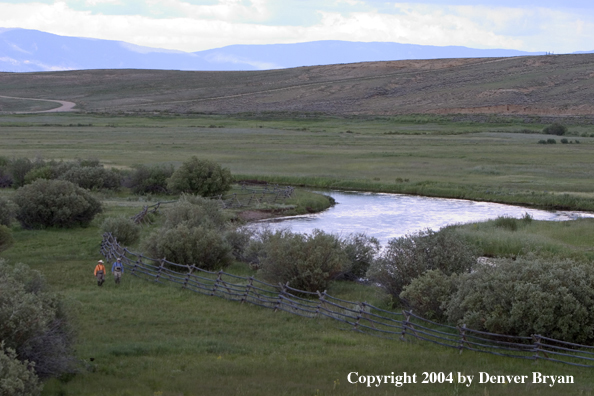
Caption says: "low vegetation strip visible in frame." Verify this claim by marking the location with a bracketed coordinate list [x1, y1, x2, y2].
[100, 232, 594, 368]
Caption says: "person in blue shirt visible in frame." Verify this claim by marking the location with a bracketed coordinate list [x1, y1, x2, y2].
[112, 257, 124, 285]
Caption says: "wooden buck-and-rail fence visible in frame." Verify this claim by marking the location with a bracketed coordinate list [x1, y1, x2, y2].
[100, 232, 594, 368]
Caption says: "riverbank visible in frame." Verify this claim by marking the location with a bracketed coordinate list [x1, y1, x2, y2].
[235, 175, 594, 212]
[1, 113, 592, 212]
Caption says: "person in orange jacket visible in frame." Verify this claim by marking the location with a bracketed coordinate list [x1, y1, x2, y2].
[94, 259, 106, 286]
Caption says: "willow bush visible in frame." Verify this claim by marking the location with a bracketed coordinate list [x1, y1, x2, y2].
[445, 256, 594, 344]
[101, 216, 141, 246]
[258, 229, 347, 293]
[167, 157, 232, 197]
[14, 179, 102, 229]
[367, 228, 477, 302]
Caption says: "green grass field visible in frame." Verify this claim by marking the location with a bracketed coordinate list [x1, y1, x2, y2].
[1, 112, 594, 210]
[1, 111, 594, 395]
[2, 199, 594, 396]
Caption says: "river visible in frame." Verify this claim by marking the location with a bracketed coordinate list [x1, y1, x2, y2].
[254, 191, 594, 245]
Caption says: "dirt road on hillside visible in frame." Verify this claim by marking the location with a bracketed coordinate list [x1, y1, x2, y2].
[0, 95, 76, 113]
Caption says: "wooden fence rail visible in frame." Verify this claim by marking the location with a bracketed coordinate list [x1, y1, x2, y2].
[100, 232, 594, 368]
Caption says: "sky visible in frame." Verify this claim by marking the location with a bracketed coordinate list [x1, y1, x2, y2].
[0, 0, 593, 53]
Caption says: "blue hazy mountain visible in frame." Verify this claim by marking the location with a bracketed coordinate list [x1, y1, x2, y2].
[0, 27, 578, 73]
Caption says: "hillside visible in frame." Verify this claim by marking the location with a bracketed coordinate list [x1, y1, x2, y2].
[2, 53, 594, 116]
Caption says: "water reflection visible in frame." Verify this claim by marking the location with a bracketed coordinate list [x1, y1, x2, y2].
[254, 191, 594, 245]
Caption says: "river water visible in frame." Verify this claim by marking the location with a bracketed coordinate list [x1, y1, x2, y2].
[254, 191, 594, 245]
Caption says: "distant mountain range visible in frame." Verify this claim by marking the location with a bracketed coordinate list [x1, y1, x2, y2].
[1, 28, 592, 73]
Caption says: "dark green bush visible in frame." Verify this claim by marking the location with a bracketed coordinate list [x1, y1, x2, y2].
[0, 197, 17, 226]
[23, 165, 57, 185]
[163, 195, 229, 231]
[367, 228, 477, 301]
[400, 270, 458, 321]
[560, 138, 569, 144]
[546, 138, 556, 144]
[0, 225, 14, 253]
[258, 229, 347, 293]
[445, 256, 594, 343]
[101, 217, 141, 246]
[0, 343, 42, 396]
[9, 158, 34, 188]
[339, 233, 380, 280]
[59, 166, 121, 190]
[224, 226, 255, 262]
[0, 261, 78, 379]
[167, 157, 232, 197]
[543, 123, 567, 136]
[128, 164, 174, 194]
[143, 224, 233, 270]
[14, 179, 102, 229]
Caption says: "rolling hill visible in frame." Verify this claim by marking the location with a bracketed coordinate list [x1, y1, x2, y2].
[1, 53, 594, 116]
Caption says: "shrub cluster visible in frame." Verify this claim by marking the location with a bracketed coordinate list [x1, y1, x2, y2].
[167, 157, 232, 197]
[142, 195, 233, 270]
[14, 179, 102, 229]
[126, 164, 175, 195]
[257, 229, 347, 293]
[101, 216, 141, 245]
[367, 228, 477, 301]
[444, 256, 594, 344]
[0, 196, 17, 226]
[0, 156, 122, 190]
[0, 261, 78, 382]
[0, 343, 42, 396]
[543, 123, 567, 136]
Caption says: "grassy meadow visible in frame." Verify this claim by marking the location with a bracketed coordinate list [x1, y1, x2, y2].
[2, 196, 594, 396]
[1, 111, 594, 395]
[1, 112, 594, 210]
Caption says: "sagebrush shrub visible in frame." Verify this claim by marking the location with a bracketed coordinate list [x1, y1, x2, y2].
[0, 197, 17, 226]
[224, 226, 255, 262]
[445, 256, 594, 343]
[163, 195, 229, 231]
[400, 270, 458, 321]
[128, 164, 174, 194]
[9, 157, 34, 188]
[59, 165, 121, 190]
[143, 224, 233, 270]
[0, 343, 42, 396]
[339, 233, 380, 280]
[23, 165, 56, 185]
[101, 216, 141, 246]
[0, 225, 14, 253]
[0, 261, 78, 379]
[14, 179, 102, 229]
[258, 229, 347, 293]
[543, 123, 567, 136]
[167, 157, 232, 197]
[367, 228, 477, 301]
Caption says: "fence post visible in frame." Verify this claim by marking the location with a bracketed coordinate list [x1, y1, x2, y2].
[401, 310, 418, 341]
[183, 264, 194, 289]
[155, 258, 165, 283]
[532, 334, 549, 362]
[241, 276, 254, 304]
[274, 282, 288, 312]
[401, 310, 410, 341]
[353, 302, 363, 331]
[211, 271, 223, 296]
[458, 324, 468, 354]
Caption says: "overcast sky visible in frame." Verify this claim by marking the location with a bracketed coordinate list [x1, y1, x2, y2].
[1, 0, 593, 53]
